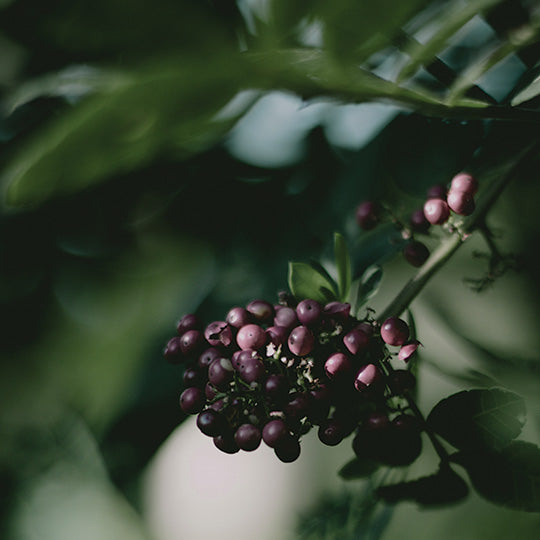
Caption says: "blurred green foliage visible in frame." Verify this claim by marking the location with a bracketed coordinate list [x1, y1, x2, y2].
[1, 0, 540, 539]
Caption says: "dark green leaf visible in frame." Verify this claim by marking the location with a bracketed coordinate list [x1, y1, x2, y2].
[356, 265, 383, 308]
[3, 52, 248, 208]
[334, 232, 351, 302]
[288, 262, 338, 303]
[338, 457, 379, 480]
[453, 441, 540, 512]
[377, 466, 469, 507]
[427, 388, 526, 451]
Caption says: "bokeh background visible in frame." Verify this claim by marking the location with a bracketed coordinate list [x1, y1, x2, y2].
[1, 1, 540, 539]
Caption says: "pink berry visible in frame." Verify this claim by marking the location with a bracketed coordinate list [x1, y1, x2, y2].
[423, 198, 450, 225]
[288, 325, 315, 356]
[343, 328, 370, 355]
[236, 324, 267, 350]
[447, 190, 475, 216]
[324, 352, 353, 379]
[354, 364, 383, 391]
[450, 172, 478, 196]
[380, 317, 409, 346]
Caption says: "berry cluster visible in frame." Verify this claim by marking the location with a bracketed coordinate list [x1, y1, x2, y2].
[165, 297, 421, 465]
[356, 172, 479, 268]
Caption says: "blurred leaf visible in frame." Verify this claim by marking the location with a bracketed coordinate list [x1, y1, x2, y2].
[377, 466, 469, 506]
[334, 232, 351, 302]
[512, 74, 540, 106]
[3, 52, 248, 208]
[288, 261, 338, 303]
[356, 265, 383, 308]
[427, 388, 526, 452]
[453, 441, 540, 512]
[338, 457, 379, 480]
[397, 0, 500, 83]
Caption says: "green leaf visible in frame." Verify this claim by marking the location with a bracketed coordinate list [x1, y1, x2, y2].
[334, 232, 351, 302]
[288, 262, 338, 303]
[397, 0, 500, 83]
[356, 265, 383, 308]
[512, 74, 540, 106]
[3, 52, 248, 208]
[453, 441, 540, 512]
[427, 388, 526, 452]
[338, 457, 379, 480]
[377, 466, 469, 507]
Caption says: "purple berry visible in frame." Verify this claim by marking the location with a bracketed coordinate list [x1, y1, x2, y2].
[183, 367, 206, 387]
[266, 325, 288, 346]
[288, 325, 315, 356]
[356, 201, 381, 230]
[264, 374, 289, 404]
[226, 307, 251, 328]
[403, 241, 429, 267]
[308, 385, 331, 423]
[179, 387, 205, 414]
[388, 369, 416, 394]
[380, 317, 409, 346]
[318, 419, 345, 446]
[196, 409, 224, 437]
[423, 198, 450, 225]
[398, 340, 421, 363]
[237, 357, 266, 383]
[343, 328, 370, 355]
[198, 347, 221, 370]
[426, 184, 447, 200]
[234, 424, 262, 451]
[205, 382, 218, 400]
[450, 172, 478, 196]
[176, 313, 201, 335]
[274, 307, 298, 329]
[323, 302, 351, 321]
[447, 189, 475, 216]
[324, 352, 353, 379]
[208, 357, 234, 390]
[246, 300, 274, 323]
[284, 392, 312, 420]
[232, 349, 257, 370]
[354, 364, 383, 391]
[164, 336, 183, 363]
[214, 433, 240, 454]
[296, 299, 322, 326]
[204, 321, 231, 347]
[365, 411, 390, 431]
[237, 324, 267, 350]
[179, 330, 204, 356]
[262, 419, 289, 448]
[410, 209, 430, 234]
[274, 436, 301, 462]
[356, 322, 374, 335]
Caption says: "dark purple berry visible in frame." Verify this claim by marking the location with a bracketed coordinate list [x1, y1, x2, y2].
[288, 325, 314, 356]
[226, 307, 251, 328]
[356, 322, 374, 335]
[210, 398, 226, 412]
[164, 337, 183, 363]
[214, 433, 240, 454]
[237, 357, 266, 384]
[423, 198, 450, 225]
[208, 357, 234, 390]
[274, 436, 301, 463]
[447, 189, 475, 216]
[426, 184, 447, 199]
[388, 369, 416, 394]
[237, 324, 267, 350]
[273, 306, 298, 329]
[232, 349, 258, 370]
[196, 409, 224, 437]
[179, 330, 204, 356]
[234, 423, 262, 451]
[176, 313, 201, 335]
[183, 367, 206, 387]
[403, 241, 429, 267]
[409, 209, 430, 234]
[179, 387, 205, 414]
[296, 299, 322, 326]
[324, 352, 353, 379]
[284, 392, 311, 420]
[393, 413, 421, 432]
[380, 317, 409, 346]
[318, 419, 345, 446]
[266, 325, 288, 346]
[364, 411, 390, 431]
[308, 385, 331, 423]
[198, 347, 221, 370]
[343, 328, 370, 355]
[356, 201, 381, 230]
[450, 172, 478, 196]
[264, 374, 289, 404]
[204, 321, 231, 347]
[246, 300, 274, 323]
[398, 340, 421, 363]
[354, 364, 383, 391]
[262, 419, 289, 448]
[205, 382, 218, 400]
[323, 302, 351, 321]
